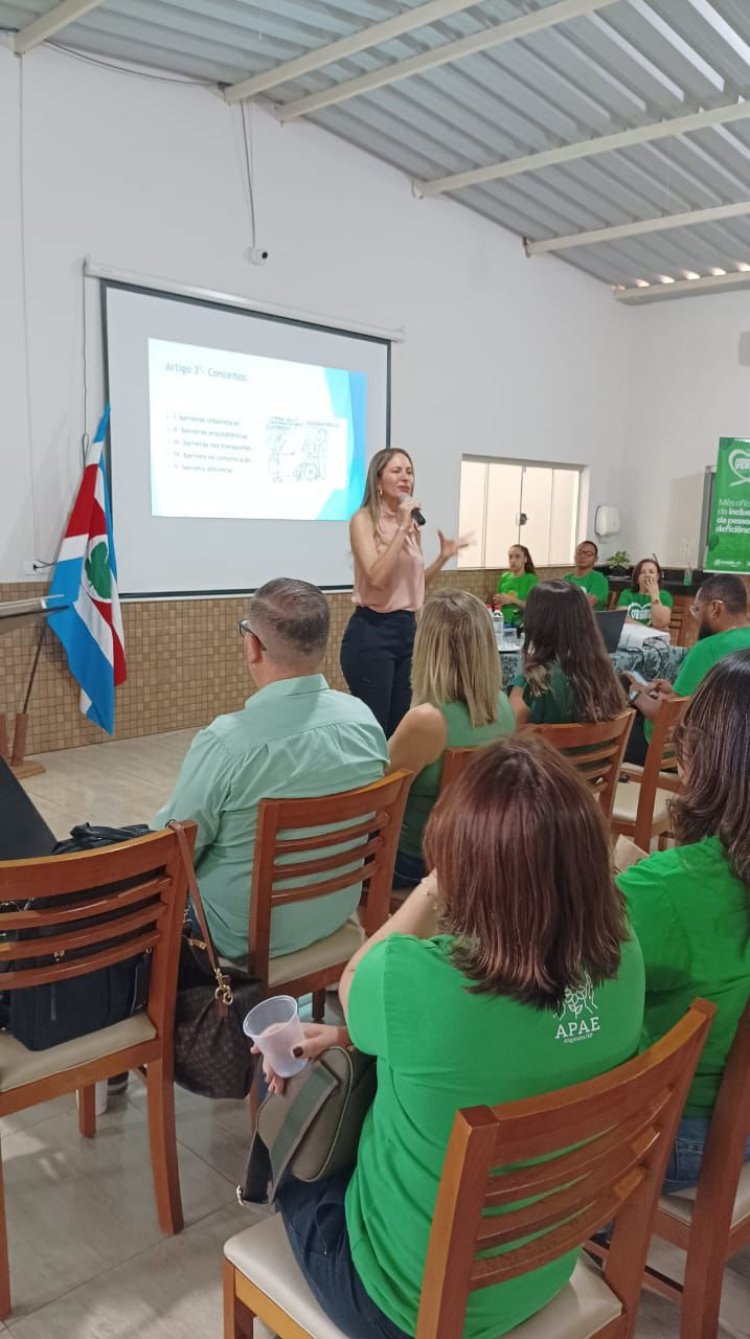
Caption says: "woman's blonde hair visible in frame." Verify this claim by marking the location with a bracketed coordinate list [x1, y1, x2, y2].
[360, 448, 414, 527]
[411, 589, 501, 728]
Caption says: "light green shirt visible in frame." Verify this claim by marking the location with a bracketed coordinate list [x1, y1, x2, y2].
[495, 571, 538, 625]
[618, 837, 750, 1115]
[564, 569, 609, 611]
[154, 675, 387, 961]
[345, 933, 644, 1338]
[399, 695, 515, 858]
[616, 588, 673, 625]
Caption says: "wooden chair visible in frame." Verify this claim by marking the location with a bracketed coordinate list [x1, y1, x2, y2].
[529, 710, 634, 823]
[248, 771, 411, 1022]
[0, 823, 195, 1319]
[438, 746, 477, 797]
[223, 998, 715, 1339]
[612, 695, 687, 851]
[643, 998, 750, 1339]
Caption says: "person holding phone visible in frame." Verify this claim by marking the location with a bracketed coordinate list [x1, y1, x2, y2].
[341, 449, 467, 735]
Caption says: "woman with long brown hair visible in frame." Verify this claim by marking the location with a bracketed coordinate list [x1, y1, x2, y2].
[259, 737, 644, 1338]
[618, 648, 750, 1192]
[510, 579, 626, 725]
[341, 448, 466, 735]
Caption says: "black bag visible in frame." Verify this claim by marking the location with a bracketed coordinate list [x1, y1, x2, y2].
[170, 823, 259, 1100]
[7, 823, 152, 1051]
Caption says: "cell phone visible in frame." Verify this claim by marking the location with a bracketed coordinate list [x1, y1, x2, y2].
[628, 670, 650, 688]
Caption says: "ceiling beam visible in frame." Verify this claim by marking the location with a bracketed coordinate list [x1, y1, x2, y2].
[224, 0, 481, 106]
[526, 199, 750, 255]
[615, 270, 750, 303]
[13, 0, 106, 55]
[417, 98, 750, 196]
[276, 0, 620, 123]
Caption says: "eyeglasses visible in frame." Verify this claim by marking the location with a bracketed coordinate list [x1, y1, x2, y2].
[238, 619, 266, 649]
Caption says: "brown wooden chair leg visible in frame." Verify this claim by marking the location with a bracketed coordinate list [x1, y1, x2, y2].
[223, 1257, 254, 1338]
[0, 1142, 10, 1321]
[311, 989, 326, 1023]
[145, 1058, 183, 1235]
[77, 1085, 97, 1138]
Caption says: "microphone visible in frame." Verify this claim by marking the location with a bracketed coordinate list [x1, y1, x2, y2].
[411, 507, 426, 527]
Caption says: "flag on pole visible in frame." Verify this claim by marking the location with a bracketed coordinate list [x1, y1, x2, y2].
[47, 407, 127, 734]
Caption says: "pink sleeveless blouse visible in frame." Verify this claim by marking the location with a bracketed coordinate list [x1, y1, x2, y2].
[352, 509, 425, 614]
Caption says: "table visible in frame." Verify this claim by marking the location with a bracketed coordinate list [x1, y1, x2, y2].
[497, 636, 687, 689]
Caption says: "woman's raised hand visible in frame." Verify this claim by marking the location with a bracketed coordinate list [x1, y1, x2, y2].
[438, 530, 471, 562]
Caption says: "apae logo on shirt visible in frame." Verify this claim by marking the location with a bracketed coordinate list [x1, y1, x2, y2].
[555, 973, 601, 1043]
[626, 600, 651, 624]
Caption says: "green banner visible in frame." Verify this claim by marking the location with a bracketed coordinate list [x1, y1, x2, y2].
[705, 436, 750, 573]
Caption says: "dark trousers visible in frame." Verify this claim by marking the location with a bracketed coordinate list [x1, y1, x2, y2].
[340, 608, 416, 736]
[277, 1171, 410, 1339]
[624, 712, 649, 766]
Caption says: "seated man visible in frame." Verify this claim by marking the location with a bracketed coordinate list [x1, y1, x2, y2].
[155, 578, 387, 964]
[623, 573, 750, 764]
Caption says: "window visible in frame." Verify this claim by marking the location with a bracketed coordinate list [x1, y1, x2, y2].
[458, 457, 582, 569]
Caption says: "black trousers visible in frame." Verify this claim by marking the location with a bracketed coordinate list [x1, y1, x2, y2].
[624, 712, 649, 766]
[340, 607, 416, 736]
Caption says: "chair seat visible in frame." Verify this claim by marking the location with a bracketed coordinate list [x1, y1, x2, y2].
[225, 1215, 622, 1339]
[267, 920, 364, 989]
[0, 1013, 156, 1092]
[612, 782, 671, 827]
[659, 1161, 750, 1230]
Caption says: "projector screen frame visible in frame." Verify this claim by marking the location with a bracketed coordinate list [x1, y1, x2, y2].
[99, 276, 392, 598]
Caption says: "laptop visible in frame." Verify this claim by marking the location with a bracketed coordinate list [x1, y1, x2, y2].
[0, 758, 57, 860]
[594, 609, 627, 654]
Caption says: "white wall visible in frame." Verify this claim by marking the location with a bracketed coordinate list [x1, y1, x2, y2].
[625, 289, 750, 567]
[0, 40, 634, 586]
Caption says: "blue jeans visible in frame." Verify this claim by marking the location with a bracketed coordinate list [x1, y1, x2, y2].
[392, 848, 425, 890]
[277, 1171, 409, 1339]
[663, 1114, 750, 1194]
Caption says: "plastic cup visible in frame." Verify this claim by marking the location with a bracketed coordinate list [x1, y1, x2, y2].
[243, 995, 307, 1078]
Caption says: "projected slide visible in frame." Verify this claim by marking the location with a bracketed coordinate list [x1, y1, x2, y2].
[148, 339, 367, 521]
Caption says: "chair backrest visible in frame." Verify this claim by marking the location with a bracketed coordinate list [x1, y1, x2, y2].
[0, 824, 195, 1038]
[248, 770, 412, 979]
[679, 997, 750, 1238]
[438, 747, 477, 798]
[631, 695, 688, 847]
[529, 710, 634, 821]
[416, 998, 715, 1339]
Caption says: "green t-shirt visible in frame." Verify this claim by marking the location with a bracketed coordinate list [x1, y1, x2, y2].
[646, 624, 750, 742]
[617, 837, 750, 1116]
[564, 570, 609, 611]
[616, 588, 674, 625]
[495, 571, 539, 625]
[512, 661, 574, 724]
[345, 933, 644, 1338]
[399, 695, 515, 858]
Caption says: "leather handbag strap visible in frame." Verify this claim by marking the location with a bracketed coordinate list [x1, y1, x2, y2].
[169, 820, 233, 1012]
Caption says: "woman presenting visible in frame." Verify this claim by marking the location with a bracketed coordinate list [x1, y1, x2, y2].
[341, 448, 466, 735]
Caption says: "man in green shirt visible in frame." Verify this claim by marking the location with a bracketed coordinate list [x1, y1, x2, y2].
[563, 539, 609, 610]
[624, 573, 750, 763]
[154, 579, 387, 962]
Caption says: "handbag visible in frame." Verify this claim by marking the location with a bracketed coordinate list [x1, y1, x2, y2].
[170, 822, 259, 1100]
[7, 823, 152, 1050]
[238, 1045, 376, 1206]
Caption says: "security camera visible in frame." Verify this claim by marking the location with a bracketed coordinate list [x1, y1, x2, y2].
[247, 246, 270, 265]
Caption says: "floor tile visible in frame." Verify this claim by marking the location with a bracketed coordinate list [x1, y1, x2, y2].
[5, 1203, 261, 1338]
[0, 1094, 235, 1318]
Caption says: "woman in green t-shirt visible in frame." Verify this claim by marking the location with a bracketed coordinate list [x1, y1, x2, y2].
[388, 589, 515, 886]
[260, 739, 644, 1339]
[616, 557, 673, 631]
[617, 650, 750, 1193]
[492, 544, 538, 626]
[510, 580, 626, 726]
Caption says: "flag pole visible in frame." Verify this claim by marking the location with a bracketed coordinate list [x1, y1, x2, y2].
[10, 623, 47, 778]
